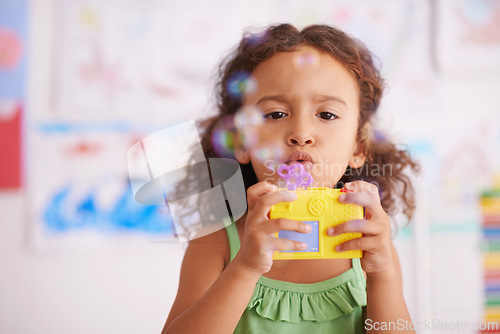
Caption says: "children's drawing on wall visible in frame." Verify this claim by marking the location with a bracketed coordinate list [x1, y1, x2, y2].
[29, 124, 173, 251]
[55, 0, 241, 121]
[436, 0, 500, 74]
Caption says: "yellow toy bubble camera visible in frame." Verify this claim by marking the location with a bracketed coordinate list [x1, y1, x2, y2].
[270, 187, 363, 260]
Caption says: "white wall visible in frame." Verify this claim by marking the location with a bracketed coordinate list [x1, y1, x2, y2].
[0, 190, 184, 334]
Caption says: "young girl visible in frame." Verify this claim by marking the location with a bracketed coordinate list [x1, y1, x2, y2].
[162, 23, 419, 333]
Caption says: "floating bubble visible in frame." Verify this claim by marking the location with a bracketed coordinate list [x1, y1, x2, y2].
[234, 106, 264, 150]
[244, 31, 269, 46]
[241, 127, 259, 149]
[373, 129, 388, 143]
[211, 116, 236, 158]
[295, 52, 318, 68]
[226, 71, 257, 100]
[253, 146, 282, 163]
[234, 106, 263, 130]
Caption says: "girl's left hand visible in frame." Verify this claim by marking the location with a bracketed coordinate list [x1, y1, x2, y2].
[327, 180, 394, 276]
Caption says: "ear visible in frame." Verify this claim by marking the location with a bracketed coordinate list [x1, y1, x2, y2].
[349, 122, 371, 169]
[235, 147, 250, 164]
[233, 131, 250, 164]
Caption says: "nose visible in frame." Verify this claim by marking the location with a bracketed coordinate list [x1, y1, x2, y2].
[287, 116, 315, 146]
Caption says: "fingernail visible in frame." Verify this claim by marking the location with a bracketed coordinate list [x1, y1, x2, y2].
[338, 194, 346, 202]
[336, 245, 343, 252]
[327, 227, 334, 235]
[304, 224, 312, 232]
[300, 242, 307, 249]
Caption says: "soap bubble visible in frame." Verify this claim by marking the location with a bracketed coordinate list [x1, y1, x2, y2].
[244, 30, 269, 46]
[211, 116, 236, 158]
[253, 146, 282, 163]
[234, 106, 264, 150]
[234, 106, 263, 130]
[294, 52, 318, 68]
[240, 128, 259, 149]
[373, 129, 388, 143]
[226, 71, 257, 100]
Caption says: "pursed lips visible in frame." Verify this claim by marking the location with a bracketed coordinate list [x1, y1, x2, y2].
[285, 150, 314, 165]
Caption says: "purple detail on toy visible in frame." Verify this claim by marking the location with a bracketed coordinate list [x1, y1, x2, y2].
[300, 173, 313, 188]
[290, 163, 304, 176]
[278, 164, 313, 190]
[277, 164, 291, 179]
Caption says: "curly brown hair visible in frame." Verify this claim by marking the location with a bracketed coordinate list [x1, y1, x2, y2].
[198, 23, 419, 220]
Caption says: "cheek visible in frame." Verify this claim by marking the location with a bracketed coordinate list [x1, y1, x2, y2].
[310, 158, 349, 182]
[248, 128, 284, 159]
[251, 161, 280, 184]
[332, 121, 359, 153]
[239, 128, 261, 150]
[320, 127, 358, 156]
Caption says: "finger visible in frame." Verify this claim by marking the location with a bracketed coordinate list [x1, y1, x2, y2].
[335, 235, 380, 252]
[262, 218, 312, 235]
[338, 190, 385, 218]
[246, 181, 279, 210]
[252, 190, 297, 218]
[327, 219, 385, 237]
[343, 180, 379, 194]
[271, 237, 308, 252]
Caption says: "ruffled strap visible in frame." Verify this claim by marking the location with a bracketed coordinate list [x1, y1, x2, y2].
[225, 222, 240, 261]
[247, 259, 367, 323]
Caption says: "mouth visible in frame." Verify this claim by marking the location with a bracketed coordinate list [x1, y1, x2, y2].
[285, 151, 314, 166]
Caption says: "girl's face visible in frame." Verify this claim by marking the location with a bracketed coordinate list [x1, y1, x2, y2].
[237, 45, 366, 188]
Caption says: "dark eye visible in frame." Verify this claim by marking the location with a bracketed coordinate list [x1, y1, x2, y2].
[264, 111, 287, 120]
[317, 111, 338, 120]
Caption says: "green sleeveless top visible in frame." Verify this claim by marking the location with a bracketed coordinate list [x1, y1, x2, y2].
[225, 222, 367, 333]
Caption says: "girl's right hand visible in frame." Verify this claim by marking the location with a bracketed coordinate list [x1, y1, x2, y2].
[233, 181, 313, 276]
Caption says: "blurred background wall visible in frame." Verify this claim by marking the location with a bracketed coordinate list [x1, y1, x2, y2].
[1, 0, 500, 333]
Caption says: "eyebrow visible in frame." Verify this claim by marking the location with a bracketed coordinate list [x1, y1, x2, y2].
[256, 94, 348, 107]
[314, 94, 348, 106]
[255, 95, 287, 105]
